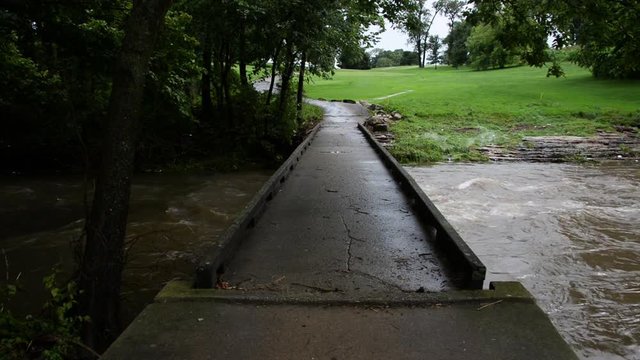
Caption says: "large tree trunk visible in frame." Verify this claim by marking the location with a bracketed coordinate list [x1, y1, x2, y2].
[77, 0, 173, 352]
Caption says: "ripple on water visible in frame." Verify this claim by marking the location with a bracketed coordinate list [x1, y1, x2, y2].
[406, 162, 640, 360]
[0, 171, 271, 325]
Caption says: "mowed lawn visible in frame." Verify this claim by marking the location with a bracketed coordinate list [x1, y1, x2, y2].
[305, 64, 640, 162]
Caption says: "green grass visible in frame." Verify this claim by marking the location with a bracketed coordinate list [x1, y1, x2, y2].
[301, 103, 324, 125]
[305, 64, 640, 163]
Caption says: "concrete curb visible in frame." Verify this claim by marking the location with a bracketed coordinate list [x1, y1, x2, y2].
[194, 124, 323, 288]
[158, 280, 534, 306]
[358, 122, 486, 289]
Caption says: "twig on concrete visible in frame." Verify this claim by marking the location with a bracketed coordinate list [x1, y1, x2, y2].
[291, 282, 343, 293]
[477, 300, 503, 311]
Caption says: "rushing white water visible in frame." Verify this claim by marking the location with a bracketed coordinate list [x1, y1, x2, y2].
[407, 162, 640, 360]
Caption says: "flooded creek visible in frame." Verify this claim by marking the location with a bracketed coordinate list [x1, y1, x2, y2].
[0, 171, 270, 322]
[407, 162, 640, 360]
[2, 162, 638, 359]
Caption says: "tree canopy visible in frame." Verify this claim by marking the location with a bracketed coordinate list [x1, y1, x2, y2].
[471, 0, 640, 78]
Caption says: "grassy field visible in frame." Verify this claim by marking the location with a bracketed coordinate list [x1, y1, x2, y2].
[305, 64, 640, 162]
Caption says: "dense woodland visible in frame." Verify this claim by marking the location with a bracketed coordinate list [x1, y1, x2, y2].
[0, 0, 404, 176]
[1, 0, 638, 358]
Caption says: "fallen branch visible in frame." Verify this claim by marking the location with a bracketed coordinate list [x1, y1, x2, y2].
[477, 300, 503, 311]
[291, 282, 342, 293]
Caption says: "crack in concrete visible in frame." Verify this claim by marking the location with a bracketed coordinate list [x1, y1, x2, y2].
[340, 215, 363, 272]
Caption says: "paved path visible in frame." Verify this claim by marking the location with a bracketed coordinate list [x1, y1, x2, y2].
[103, 102, 577, 359]
[224, 101, 454, 295]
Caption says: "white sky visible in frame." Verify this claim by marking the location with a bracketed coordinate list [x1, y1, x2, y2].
[372, 18, 450, 51]
[369, 4, 455, 51]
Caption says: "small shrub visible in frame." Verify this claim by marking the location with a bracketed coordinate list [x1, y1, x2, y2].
[1, 270, 88, 360]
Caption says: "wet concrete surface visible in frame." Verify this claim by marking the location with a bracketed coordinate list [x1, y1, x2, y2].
[104, 299, 577, 360]
[102, 101, 578, 359]
[224, 101, 452, 294]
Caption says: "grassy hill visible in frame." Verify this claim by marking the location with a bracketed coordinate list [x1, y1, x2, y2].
[305, 64, 640, 162]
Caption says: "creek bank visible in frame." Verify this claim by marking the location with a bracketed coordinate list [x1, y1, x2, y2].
[360, 101, 402, 146]
[361, 102, 640, 163]
[478, 130, 639, 162]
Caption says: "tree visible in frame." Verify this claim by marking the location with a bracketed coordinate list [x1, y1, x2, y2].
[443, 0, 465, 28]
[444, 20, 471, 67]
[369, 49, 418, 68]
[466, 22, 520, 70]
[400, 50, 420, 66]
[0, 0, 129, 173]
[339, 46, 372, 69]
[77, 0, 174, 351]
[471, 0, 640, 78]
[401, 0, 448, 68]
[426, 34, 442, 67]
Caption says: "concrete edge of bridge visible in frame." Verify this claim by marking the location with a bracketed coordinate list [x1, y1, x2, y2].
[155, 280, 534, 306]
[357, 122, 487, 290]
[193, 122, 323, 289]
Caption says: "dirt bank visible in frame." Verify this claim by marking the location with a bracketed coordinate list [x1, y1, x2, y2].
[361, 101, 640, 163]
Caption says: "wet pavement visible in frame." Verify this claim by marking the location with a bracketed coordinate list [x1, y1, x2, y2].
[103, 101, 577, 359]
[224, 101, 452, 294]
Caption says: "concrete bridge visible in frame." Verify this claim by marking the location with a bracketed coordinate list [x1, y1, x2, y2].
[104, 101, 577, 359]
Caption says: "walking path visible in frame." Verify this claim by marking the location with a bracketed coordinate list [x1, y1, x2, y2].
[103, 101, 577, 359]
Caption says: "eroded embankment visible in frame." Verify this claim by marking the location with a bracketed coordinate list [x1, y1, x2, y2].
[361, 101, 640, 162]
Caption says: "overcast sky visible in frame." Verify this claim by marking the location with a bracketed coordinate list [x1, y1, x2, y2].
[369, 7, 453, 51]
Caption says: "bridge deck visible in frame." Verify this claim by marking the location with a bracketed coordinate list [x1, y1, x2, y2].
[103, 101, 577, 359]
[223, 101, 454, 294]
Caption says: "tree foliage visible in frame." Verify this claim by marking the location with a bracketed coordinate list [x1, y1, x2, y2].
[466, 22, 520, 70]
[400, 0, 463, 68]
[369, 48, 419, 68]
[471, 0, 640, 78]
[426, 34, 442, 66]
[444, 20, 471, 67]
[339, 46, 372, 69]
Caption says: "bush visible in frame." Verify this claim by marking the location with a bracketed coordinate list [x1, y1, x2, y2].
[1, 271, 88, 360]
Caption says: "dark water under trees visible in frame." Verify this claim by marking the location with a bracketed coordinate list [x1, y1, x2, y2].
[0, 171, 270, 324]
[1, 163, 638, 359]
[408, 162, 640, 360]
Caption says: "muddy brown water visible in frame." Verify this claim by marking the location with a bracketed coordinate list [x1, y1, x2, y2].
[407, 162, 639, 360]
[0, 171, 271, 323]
[2, 164, 638, 359]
